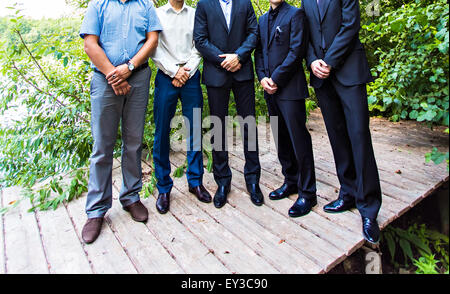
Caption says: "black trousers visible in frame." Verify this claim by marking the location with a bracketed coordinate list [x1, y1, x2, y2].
[266, 97, 317, 200]
[315, 77, 382, 219]
[206, 79, 261, 187]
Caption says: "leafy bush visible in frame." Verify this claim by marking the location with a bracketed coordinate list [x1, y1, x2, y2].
[361, 0, 449, 126]
[382, 223, 449, 274]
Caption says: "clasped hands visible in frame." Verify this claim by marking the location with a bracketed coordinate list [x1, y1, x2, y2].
[106, 64, 132, 96]
[311, 59, 332, 79]
[219, 53, 241, 72]
[261, 77, 278, 95]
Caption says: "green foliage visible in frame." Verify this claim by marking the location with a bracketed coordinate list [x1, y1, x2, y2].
[381, 223, 449, 274]
[425, 146, 449, 171]
[361, 0, 449, 126]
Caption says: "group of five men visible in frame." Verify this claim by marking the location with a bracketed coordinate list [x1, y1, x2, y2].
[79, 0, 382, 248]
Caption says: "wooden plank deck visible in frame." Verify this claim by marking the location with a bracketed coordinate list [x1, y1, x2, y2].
[0, 109, 448, 274]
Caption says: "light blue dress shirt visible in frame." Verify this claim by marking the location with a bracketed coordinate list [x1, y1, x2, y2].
[219, 0, 232, 29]
[80, 0, 162, 67]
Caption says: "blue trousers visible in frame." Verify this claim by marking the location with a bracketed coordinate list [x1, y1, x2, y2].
[153, 70, 204, 194]
[86, 67, 151, 218]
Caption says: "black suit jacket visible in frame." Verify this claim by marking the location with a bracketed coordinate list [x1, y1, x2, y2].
[255, 2, 309, 100]
[302, 0, 373, 88]
[193, 0, 258, 87]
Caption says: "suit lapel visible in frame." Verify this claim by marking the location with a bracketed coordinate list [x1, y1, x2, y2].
[212, 0, 229, 33]
[268, 3, 289, 47]
[310, 0, 321, 24]
[228, 0, 239, 34]
[320, 0, 331, 23]
[260, 14, 269, 49]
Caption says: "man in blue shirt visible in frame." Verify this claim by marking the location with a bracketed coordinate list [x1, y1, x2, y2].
[79, 0, 162, 244]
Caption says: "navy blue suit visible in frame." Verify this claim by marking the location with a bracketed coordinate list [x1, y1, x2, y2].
[194, 0, 261, 187]
[255, 2, 309, 100]
[303, 0, 381, 219]
[194, 0, 258, 87]
[255, 2, 316, 199]
[303, 0, 373, 89]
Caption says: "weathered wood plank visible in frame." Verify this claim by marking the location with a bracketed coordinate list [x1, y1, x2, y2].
[143, 194, 231, 274]
[35, 203, 92, 274]
[306, 116, 447, 185]
[171, 152, 348, 263]
[2, 187, 49, 273]
[108, 164, 184, 274]
[0, 189, 5, 274]
[130, 159, 231, 274]
[64, 188, 138, 274]
[168, 161, 324, 273]
[165, 187, 282, 274]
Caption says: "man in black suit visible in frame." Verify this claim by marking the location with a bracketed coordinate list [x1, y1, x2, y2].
[255, 0, 317, 217]
[302, 0, 382, 243]
[194, 0, 263, 208]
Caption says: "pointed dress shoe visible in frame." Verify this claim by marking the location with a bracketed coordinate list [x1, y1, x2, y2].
[269, 183, 297, 200]
[362, 217, 380, 244]
[189, 185, 212, 203]
[123, 200, 149, 222]
[214, 185, 230, 209]
[156, 193, 170, 214]
[323, 198, 356, 213]
[247, 183, 264, 206]
[288, 196, 317, 218]
[82, 217, 104, 244]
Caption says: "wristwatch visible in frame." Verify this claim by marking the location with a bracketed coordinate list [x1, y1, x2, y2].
[127, 60, 135, 72]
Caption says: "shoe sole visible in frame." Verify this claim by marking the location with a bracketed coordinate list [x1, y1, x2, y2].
[268, 196, 288, 201]
[214, 202, 227, 209]
[288, 202, 317, 218]
[189, 189, 212, 204]
[156, 209, 169, 215]
[123, 207, 149, 223]
[323, 208, 354, 214]
[364, 237, 380, 246]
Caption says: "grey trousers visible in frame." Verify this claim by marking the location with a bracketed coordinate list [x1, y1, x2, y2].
[85, 67, 151, 218]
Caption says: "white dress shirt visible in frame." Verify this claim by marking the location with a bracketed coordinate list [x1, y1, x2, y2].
[151, 2, 201, 78]
[219, 0, 232, 29]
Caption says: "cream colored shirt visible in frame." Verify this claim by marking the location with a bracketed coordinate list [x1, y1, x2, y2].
[151, 2, 201, 78]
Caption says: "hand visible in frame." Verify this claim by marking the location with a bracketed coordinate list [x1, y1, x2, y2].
[311, 59, 331, 79]
[174, 67, 191, 85]
[229, 63, 242, 73]
[112, 80, 131, 96]
[172, 78, 184, 88]
[106, 64, 132, 86]
[261, 77, 278, 95]
[219, 54, 240, 71]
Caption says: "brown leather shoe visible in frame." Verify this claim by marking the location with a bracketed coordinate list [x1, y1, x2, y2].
[189, 185, 212, 203]
[82, 217, 104, 244]
[156, 193, 170, 214]
[123, 200, 148, 223]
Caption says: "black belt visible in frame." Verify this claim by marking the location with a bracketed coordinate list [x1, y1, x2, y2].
[94, 62, 149, 75]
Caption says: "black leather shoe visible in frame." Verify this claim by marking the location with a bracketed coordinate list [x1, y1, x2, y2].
[269, 183, 297, 201]
[214, 185, 230, 209]
[323, 198, 356, 213]
[288, 196, 317, 218]
[156, 193, 170, 214]
[247, 183, 264, 206]
[362, 217, 380, 244]
[189, 185, 212, 203]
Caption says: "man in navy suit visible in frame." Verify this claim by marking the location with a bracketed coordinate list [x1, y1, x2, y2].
[302, 0, 382, 243]
[194, 0, 263, 209]
[255, 0, 317, 217]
